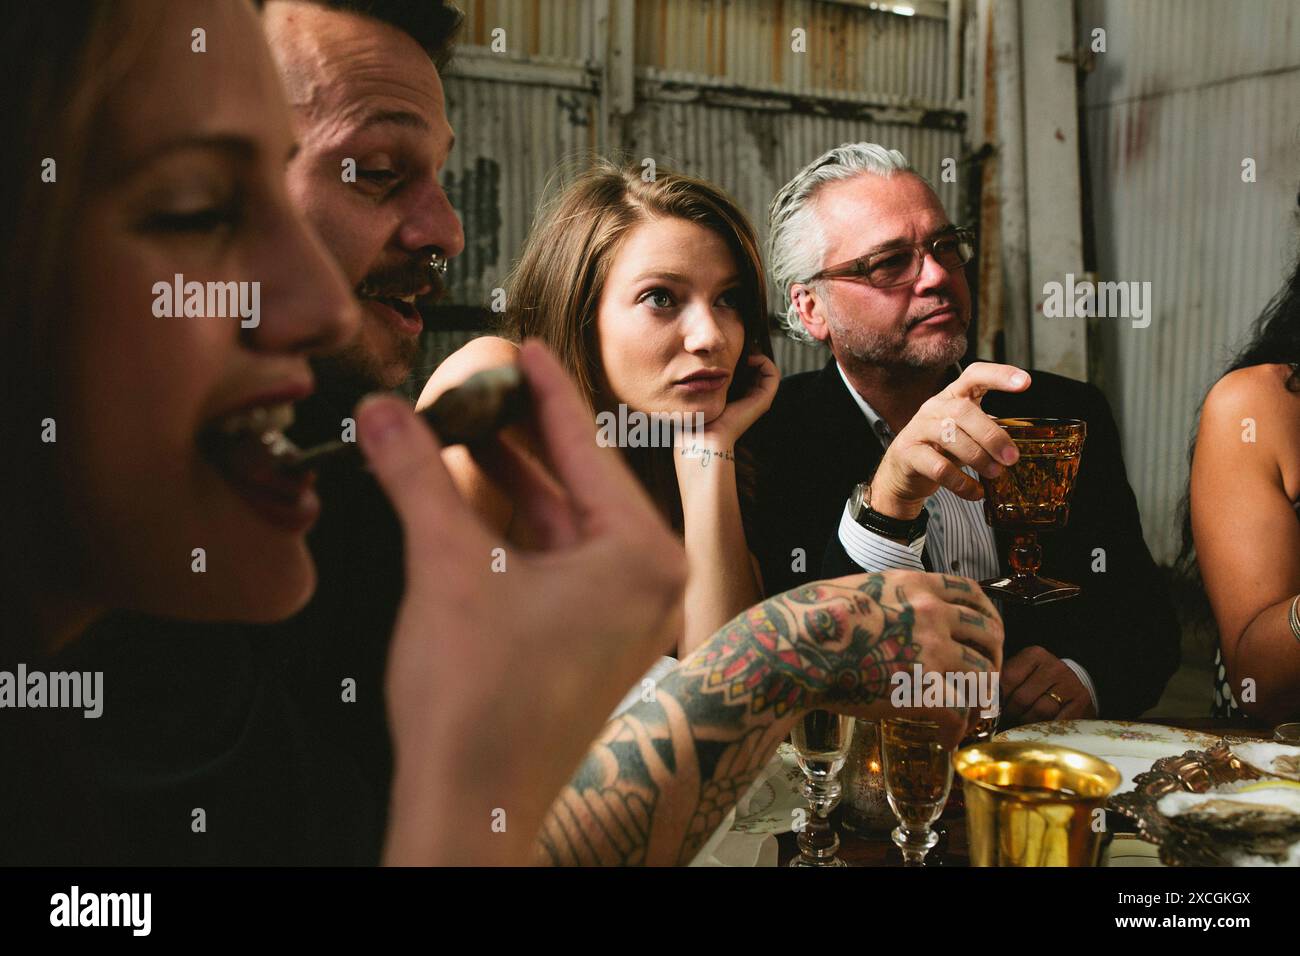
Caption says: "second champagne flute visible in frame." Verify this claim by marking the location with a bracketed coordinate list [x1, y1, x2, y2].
[881, 718, 952, 866]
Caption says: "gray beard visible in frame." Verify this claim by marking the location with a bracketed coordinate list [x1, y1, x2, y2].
[826, 305, 968, 372]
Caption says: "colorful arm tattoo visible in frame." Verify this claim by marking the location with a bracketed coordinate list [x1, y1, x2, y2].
[535, 575, 922, 866]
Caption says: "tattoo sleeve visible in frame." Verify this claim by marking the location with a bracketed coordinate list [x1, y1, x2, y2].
[534, 575, 919, 865]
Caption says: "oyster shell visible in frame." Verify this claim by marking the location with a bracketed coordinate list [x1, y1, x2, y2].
[1157, 782, 1300, 865]
[1230, 741, 1300, 782]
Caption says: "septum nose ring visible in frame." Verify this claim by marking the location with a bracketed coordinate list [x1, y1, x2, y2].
[429, 251, 449, 276]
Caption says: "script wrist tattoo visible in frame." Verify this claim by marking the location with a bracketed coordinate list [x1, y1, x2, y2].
[677, 442, 735, 469]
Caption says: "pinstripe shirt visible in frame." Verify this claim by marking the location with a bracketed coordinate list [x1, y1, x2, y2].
[832, 363, 1099, 711]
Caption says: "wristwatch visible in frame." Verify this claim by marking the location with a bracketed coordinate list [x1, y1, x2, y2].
[848, 481, 929, 543]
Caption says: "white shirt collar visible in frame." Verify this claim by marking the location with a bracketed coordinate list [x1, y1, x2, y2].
[835, 362, 893, 447]
[834, 360, 964, 450]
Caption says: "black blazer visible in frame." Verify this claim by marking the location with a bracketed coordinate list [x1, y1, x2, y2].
[743, 359, 1180, 719]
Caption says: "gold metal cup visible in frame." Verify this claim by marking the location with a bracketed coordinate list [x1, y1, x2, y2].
[954, 742, 1121, 867]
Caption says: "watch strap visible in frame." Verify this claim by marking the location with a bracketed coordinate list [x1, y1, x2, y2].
[850, 482, 929, 542]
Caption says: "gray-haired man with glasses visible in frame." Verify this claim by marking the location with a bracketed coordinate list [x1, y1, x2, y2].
[745, 142, 1179, 724]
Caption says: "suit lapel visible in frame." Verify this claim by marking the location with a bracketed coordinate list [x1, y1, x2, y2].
[813, 359, 883, 494]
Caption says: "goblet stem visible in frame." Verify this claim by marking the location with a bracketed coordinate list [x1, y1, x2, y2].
[1007, 531, 1042, 581]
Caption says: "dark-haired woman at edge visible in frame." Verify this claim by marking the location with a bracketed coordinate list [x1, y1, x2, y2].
[1185, 233, 1300, 723]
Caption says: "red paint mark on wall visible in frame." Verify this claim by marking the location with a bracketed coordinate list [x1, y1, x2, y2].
[1120, 100, 1152, 169]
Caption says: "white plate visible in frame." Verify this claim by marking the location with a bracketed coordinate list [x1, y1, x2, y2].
[1103, 834, 1165, 868]
[732, 743, 806, 835]
[996, 719, 1221, 793]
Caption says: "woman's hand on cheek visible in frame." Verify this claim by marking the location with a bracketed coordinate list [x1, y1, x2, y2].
[697, 353, 779, 447]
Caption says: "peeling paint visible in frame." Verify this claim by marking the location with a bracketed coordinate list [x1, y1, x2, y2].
[555, 92, 591, 128]
[443, 157, 502, 286]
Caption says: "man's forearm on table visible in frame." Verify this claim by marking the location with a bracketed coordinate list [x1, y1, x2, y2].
[533, 575, 920, 866]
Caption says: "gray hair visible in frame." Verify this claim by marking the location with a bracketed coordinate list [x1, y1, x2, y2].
[768, 143, 925, 343]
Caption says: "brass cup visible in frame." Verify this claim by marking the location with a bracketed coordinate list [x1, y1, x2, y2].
[954, 742, 1121, 867]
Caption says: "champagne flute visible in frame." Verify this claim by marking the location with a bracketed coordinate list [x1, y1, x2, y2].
[881, 718, 952, 866]
[789, 710, 855, 867]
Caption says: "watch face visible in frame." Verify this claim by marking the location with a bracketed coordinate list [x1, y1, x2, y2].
[850, 482, 870, 519]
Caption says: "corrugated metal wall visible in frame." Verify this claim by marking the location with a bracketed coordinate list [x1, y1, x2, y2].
[633, 0, 951, 104]
[460, 0, 598, 59]
[431, 0, 967, 379]
[440, 77, 599, 308]
[1080, 0, 1300, 562]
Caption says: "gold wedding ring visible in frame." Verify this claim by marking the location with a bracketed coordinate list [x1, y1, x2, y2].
[1045, 691, 1064, 708]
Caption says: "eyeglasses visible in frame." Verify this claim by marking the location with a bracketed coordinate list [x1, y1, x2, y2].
[804, 227, 976, 289]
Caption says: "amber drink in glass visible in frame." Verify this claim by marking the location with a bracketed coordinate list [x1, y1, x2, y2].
[978, 418, 1086, 605]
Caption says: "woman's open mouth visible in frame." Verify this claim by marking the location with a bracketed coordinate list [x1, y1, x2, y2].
[200, 402, 319, 533]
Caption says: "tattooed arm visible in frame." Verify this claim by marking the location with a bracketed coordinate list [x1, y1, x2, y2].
[535, 570, 1002, 866]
